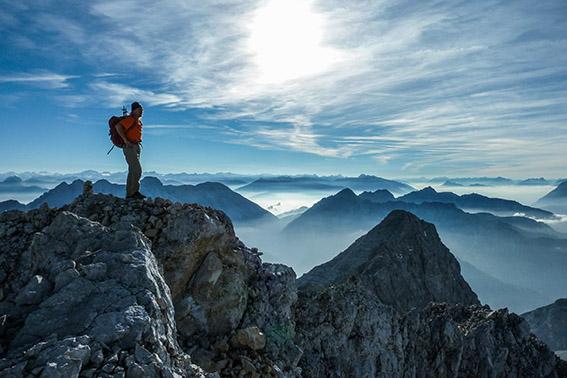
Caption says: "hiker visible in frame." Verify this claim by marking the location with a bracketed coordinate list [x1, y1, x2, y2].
[116, 101, 146, 200]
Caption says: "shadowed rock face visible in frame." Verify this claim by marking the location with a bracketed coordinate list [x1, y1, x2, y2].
[522, 298, 567, 351]
[295, 276, 566, 378]
[294, 210, 567, 377]
[297, 210, 480, 312]
[0, 193, 565, 377]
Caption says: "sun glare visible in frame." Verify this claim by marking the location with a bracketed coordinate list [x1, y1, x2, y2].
[247, 0, 341, 84]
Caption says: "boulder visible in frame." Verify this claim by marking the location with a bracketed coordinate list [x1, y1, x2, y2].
[0, 211, 208, 377]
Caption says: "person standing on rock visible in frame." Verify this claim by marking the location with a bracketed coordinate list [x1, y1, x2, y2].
[116, 101, 146, 200]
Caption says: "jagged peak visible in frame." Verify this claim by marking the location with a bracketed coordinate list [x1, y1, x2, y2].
[49, 179, 81, 189]
[365, 209, 435, 241]
[69, 178, 84, 185]
[335, 187, 357, 198]
[297, 209, 479, 312]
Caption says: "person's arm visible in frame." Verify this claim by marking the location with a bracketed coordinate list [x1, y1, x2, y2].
[116, 121, 134, 147]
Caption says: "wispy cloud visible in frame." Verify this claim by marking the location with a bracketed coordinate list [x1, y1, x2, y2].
[89, 81, 182, 107]
[2, 0, 567, 176]
[0, 72, 78, 89]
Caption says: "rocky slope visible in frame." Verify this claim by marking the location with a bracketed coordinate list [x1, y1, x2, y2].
[0, 183, 565, 377]
[522, 299, 567, 351]
[294, 211, 565, 377]
[295, 278, 564, 377]
[0, 208, 206, 377]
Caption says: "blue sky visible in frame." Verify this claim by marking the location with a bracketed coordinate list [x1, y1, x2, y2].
[1, 0, 566, 178]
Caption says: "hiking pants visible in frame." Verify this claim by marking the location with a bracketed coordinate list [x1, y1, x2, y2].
[123, 143, 141, 197]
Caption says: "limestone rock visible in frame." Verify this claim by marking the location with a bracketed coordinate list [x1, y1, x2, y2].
[63, 193, 298, 376]
[0, 211, 209, 377]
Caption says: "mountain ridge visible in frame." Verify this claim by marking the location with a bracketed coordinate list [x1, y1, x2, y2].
[0, 189, 565, 376]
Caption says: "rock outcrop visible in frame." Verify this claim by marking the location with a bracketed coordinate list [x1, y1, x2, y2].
[295, 276, 565, 377]
[522, 298, 567, 351]
[0, 209, 207, 377]
[0, 190, 301, 377]
[294, 211, 566, 377]
[0, 188, 565, 377]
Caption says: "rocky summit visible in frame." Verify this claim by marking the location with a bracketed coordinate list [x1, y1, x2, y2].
[0, 184, 565, 377]
[296, 209, 480, 312]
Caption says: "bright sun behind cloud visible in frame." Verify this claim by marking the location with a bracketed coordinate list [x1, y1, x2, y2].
[247, 0, 343, 85]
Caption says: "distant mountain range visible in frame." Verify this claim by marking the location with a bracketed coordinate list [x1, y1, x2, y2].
[236, 174, 415, 194]
[426, 176, 563, 186]
[282, 187, 567, 313]
[0, 171, 262, 188]
[0, 177, 276, 225]
[0, 176, 47, 204]
[536, 181, 567, 214]
[396, 186, 556, 219]
[2, 171, 564, 188]
[0, 176, 47, 194]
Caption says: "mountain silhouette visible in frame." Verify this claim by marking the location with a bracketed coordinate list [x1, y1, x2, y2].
[237, 174, 414, 194]
[536, 181, 567, 214]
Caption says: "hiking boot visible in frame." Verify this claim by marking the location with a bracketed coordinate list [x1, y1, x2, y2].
[132, 191, 146, 200]
[126, 191, 146, 200]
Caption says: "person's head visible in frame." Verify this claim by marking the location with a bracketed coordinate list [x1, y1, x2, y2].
[131, 101, 143, 118]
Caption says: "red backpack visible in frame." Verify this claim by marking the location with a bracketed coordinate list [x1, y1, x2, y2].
[107, 112, 128, 154]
